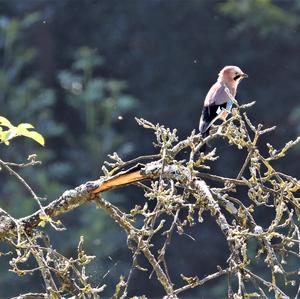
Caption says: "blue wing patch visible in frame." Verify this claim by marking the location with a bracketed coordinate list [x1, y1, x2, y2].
[226, 99, 233, 111]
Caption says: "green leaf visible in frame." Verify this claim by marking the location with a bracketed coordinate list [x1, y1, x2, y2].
[17, 123, 35, 130]
[0, 130, 16, 144]
[0, 116, 13, 128]
[16, 123, 35, 137]
[21, 130, 45, 146]
[0, 117, 45, 146]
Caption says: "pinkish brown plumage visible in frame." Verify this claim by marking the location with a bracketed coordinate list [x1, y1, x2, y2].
[199, 65, 248, 136]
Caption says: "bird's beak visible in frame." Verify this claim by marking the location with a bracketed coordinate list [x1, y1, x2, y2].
[241, 73, 248, 78]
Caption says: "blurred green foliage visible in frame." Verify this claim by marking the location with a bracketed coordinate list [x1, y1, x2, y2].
[0, 8, 137, 297]
[1, 0, 300, 297]
[219, 0, 299, 36]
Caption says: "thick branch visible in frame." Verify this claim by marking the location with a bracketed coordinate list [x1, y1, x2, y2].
[0, 162, 162, 240]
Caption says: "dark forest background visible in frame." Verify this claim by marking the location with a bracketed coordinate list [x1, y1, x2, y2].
[1, 0, 300, 298]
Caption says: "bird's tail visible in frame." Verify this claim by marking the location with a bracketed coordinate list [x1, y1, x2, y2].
[199, 129, 209, 153]
[199, 143, 207, 153]
[199, 117, 210, 153]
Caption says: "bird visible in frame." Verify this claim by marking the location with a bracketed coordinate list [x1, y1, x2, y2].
[199, 65, 248, 150]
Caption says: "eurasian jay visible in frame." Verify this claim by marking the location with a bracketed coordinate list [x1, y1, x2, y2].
[199, 65, 248, 139]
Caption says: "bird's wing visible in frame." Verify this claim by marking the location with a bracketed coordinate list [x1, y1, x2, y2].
[199, 102, 227, 134]
[204, 82, 228, 107]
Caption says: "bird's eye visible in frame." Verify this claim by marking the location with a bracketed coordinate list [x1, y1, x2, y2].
[233, 72, 241, 81]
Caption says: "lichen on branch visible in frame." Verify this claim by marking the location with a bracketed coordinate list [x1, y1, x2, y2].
[1, 97, 300, 298]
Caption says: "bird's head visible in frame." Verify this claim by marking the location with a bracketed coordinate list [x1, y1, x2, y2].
[218, 66, 248, 85]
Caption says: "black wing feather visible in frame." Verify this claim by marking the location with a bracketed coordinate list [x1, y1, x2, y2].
[199, 103, 227, 136]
